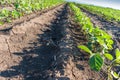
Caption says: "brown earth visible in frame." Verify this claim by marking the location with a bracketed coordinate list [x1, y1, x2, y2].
[0, 4, 105, 80]
[81, 8, 120, 80]
[81, 8, 120, 50]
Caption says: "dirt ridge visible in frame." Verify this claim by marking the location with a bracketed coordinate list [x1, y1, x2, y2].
[81, 8, 120, 50]
[0, 4, 105, 80]
[0, 4, 63, 31]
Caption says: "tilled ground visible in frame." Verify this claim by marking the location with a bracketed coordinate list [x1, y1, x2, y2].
[81, 8, 120, 49]
[0, 4, 104, 80]
[80, 8, 120, 80]
[0, 4, 65, 80]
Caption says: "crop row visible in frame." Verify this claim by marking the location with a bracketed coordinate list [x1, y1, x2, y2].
[69, 3, 120, 80]
[0, 0, 64, 25]
[77, 4, 120, 23]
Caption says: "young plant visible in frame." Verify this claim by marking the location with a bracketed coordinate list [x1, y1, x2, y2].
[78, 45, 120, 80]
[0, 0, 65, 25]
[78, 45, 103, 71]
[69, 3, 119, 79]
[78, 4, 120, 23]
[105, 49, 120, 80]
[11, 10, 21, 19]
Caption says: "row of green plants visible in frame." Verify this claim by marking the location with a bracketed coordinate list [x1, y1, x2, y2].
[69, 3, 120, 80]
[0, 0, 64, 25]
[0, 0, 14, 5]
[77, 4, 120, 23]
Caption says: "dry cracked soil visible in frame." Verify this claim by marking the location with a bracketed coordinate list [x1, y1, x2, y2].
[0, 4, 105, 80]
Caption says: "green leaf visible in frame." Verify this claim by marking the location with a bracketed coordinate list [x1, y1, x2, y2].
[87, 42, 92, 50]
[108, 40, 114, 45]
[115, 48, 120, 59]
[89, 54, 103, 71]
[0, 21, 4, 25]
[115, 59, 120, 64]
[111, 71, 119, 79]
[78, 45, 92, 55]
[104, 53, 113, 60]
[14, 3, 19, 9]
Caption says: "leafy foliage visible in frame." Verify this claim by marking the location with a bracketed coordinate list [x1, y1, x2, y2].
[78, 45, 92, 55]
[89, 54, 103, 71]
[78, 4, 120, 23]
[0, 0, 64, 25]
[69, 3, 120, 79]
[104, 53, 113, 60]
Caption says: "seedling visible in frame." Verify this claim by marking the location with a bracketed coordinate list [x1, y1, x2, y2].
[69, 3, 120, 79]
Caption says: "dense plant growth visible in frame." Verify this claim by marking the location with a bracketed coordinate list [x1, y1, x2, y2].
[69, 3, 120, 80]
[0, 0, 64, 25]
[77, 4, 120, 23]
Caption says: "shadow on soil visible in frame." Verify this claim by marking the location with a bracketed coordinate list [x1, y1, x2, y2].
[0, 5, 70, 80]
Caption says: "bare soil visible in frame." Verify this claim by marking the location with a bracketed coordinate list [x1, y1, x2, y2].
[81, 8, 120, 79]
[0, 4, 105, 80]
[81, 8, 120, 50]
